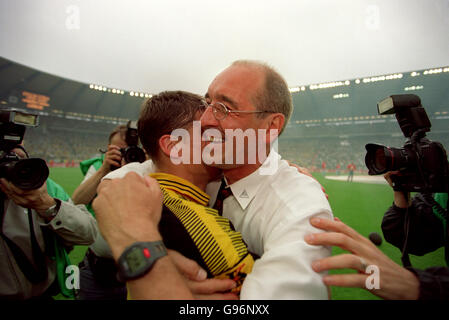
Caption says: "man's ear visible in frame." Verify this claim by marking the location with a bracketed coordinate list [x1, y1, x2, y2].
[158, 134, 180, 158]
[264, 113, 284, 144]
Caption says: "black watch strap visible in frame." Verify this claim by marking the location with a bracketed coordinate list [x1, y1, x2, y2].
[117, 241, 167, 282]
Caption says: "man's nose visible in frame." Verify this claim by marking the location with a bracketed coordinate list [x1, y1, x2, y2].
[199, 105, 220, 127]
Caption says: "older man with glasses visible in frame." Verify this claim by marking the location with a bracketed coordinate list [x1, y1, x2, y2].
[196, 60, 333, 299]
[93, 60, 333, 300]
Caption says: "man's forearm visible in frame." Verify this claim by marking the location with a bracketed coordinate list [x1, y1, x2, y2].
[127, 256, 194, 300]
[109, 227, 193, 299]
[393, 191, 409, 208]
[93, 173, 192, 299]
[72, 168, 107, 205]
[43, 202, 98, 245]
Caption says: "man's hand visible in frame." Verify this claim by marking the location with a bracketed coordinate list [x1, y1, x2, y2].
[305, 217, 420, 300]
[384, 171, 409, 208]
[100, 144, 124, 173]
[287, 161, 328, 199]
[0, 178, 56, 216]
[168, 250, 238, 300]
[93, 172, 164, 260]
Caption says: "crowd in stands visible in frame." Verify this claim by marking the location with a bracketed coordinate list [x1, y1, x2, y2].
[22, 115, 449, 172]
[279, 137, 367, 174]
[23, 116, 116, 165]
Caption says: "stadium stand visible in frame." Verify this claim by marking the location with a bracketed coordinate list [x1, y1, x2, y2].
[23, 116, 117, 163]
[1, 57, 448, 169]
[279, 133, 449, 174]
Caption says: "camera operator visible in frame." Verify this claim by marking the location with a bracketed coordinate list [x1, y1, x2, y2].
[72, 124, 128, 213]
[382, 171, 448, 298]
[306, 95, 449, 300]
[0, 110, 97, 300]
[73, 123, 146, 300]
[383, 171, 447, 259]
[371, 95, 449, 298]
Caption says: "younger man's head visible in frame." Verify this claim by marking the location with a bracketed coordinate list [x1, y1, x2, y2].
[138, 90, 220, 182]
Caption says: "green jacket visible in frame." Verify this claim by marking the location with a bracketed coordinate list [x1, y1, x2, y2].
[79, 155, 105, 217]
[79, 155, 104, 177]
[433, 192, 448, 242]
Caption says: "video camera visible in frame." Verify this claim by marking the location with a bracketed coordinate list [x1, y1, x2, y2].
[365, 94, 449, 193]
[0, 108, 49, 190]
[119, 120, 146, 164]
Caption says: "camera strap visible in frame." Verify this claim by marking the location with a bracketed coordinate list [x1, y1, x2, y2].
[399, 191, 422, 268]
[0, 198, 48, 283]
[422, 192, 449, 266]
[446, 196, 449, 267]
[401, 202, 412, 268]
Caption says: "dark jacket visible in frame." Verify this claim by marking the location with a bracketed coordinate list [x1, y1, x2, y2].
[382, 193, 448, 300]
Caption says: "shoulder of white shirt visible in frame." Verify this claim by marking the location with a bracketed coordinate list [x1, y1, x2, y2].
[102, 159, 154, 180]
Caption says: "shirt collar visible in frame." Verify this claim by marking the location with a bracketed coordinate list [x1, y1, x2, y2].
[227, 150, 281, 210]
[150, 172, 210, 206]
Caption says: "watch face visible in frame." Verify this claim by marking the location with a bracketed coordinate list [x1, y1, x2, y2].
[119, 241, 167, 281]
[126, 247, 146, 273]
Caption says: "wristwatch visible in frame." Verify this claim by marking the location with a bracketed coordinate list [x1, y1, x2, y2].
[39, 198, 61, 219]
[117, 241, 167, 282]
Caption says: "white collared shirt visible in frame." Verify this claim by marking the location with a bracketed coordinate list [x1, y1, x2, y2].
[211, 150, 333, 299]
[106, 156, 333, 299]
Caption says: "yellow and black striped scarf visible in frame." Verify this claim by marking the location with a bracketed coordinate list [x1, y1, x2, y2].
[151, 173, 253, 293]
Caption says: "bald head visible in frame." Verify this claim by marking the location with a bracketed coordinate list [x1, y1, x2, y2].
[230, 60, 293, 134]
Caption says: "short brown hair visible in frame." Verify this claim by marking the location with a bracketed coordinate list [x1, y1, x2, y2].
[232, 60, 293, 134]
[138, 91, 203, 158]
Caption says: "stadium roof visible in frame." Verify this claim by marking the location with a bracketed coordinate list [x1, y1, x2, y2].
[1, 0, 449, 95]
[1, 56, 448, 132]
[0, 57, 144, 122]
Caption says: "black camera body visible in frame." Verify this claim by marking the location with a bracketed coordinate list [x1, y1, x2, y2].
[119, 120, 146, 164]
[365, 94, 449, 193]
[0, 108, 49, 190]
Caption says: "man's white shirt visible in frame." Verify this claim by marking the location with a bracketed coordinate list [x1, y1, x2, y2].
[104, 151, 333, 299]
[212, 151, 332, 299]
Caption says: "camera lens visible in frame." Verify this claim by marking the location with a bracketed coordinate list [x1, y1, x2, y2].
[372, 148, 387, 173]
[365, 143, 410, 175]
[122, 146, 146, 164]
[7, 158, 49, 190]
[365, 144, 386, 174]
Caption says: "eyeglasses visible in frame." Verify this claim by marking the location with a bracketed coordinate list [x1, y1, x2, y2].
[201, 101, 276, 121]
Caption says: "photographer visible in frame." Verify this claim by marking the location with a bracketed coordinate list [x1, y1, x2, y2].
[0, 110, 97, 300]
[73, 124, 146, 300]
[383, 171, 447, 259]
[72, 124, 128, 214]
[306, 95, 449, 300]
[382, 171, 448, 299]
[372, 95, 449, 299]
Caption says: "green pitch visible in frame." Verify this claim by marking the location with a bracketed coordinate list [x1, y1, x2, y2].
[49, 168, 446, 300]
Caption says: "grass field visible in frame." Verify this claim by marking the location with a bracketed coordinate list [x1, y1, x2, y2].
[49, 167, 446, 300]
